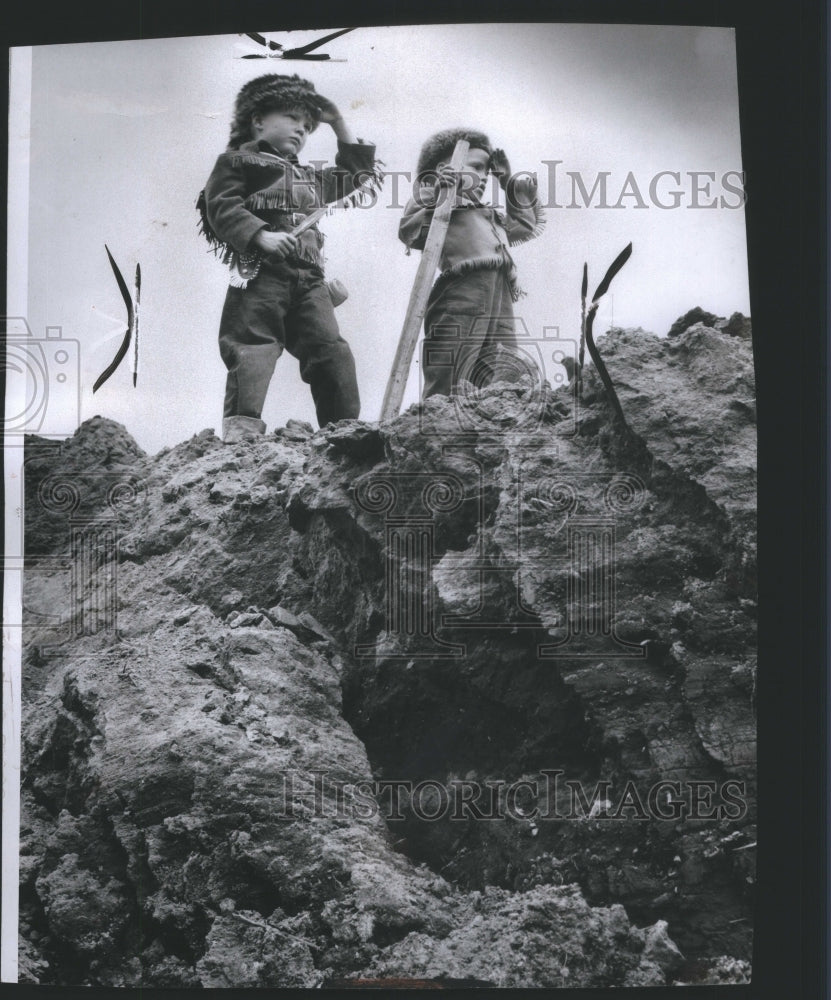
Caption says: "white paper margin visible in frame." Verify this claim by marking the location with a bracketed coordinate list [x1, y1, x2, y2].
[2, 44, 33, 985]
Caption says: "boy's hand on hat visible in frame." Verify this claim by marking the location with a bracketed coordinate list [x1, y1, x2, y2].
[253, 230, 299, 260]
[489, 148, 512, 189]
[313, 95, 343, 125]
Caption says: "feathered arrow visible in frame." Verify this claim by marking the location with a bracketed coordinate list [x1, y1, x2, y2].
[132, 262, 140, 387]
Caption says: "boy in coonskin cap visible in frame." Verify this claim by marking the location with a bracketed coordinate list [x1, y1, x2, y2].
[198, 74, 380, 442]
[399, 128, 545, 398]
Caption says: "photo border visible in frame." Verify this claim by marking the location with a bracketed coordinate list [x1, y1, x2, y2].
[1, 1, 826, 998]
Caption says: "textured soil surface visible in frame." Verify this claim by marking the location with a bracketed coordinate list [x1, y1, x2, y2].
[19, 312, 755, 987]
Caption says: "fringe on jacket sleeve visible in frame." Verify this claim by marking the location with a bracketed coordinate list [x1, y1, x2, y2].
[318, 140, 384, 207]
[502, 193, 547, 247]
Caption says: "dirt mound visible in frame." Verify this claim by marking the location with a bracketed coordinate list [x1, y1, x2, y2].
[20, 315, 755, 986]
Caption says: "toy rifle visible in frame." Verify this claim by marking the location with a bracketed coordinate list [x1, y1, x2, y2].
[229, 172, 380, 290]
[289, 203, 332, 237]
[288, 167, 379, 237]
[380, 139, 470, 421]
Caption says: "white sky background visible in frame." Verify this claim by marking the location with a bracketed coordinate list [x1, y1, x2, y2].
[20, 22, 749, 455]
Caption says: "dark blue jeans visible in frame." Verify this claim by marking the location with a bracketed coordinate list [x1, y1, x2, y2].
[218, 261, 360, 427]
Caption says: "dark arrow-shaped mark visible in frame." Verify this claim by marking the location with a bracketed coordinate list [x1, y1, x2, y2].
[282, 26, 355, 58]
[243, 31, 283, 52]
[578, 261, 588, 374]
[93, 246, 138, 393]
[241, 26, 355, 60]
[584, 243, 633, 432]
[591, 242, 632, 301]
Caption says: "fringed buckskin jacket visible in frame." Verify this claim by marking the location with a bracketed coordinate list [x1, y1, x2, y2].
[398, 181, 546, 301]
[198, 137, 379, 286]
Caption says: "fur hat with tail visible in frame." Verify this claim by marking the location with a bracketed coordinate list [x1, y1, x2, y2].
[229, 73, 323, 148]
[416, 128, 492, 177]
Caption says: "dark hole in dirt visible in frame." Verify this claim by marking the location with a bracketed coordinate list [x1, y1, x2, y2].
[233, 875, 284, 919]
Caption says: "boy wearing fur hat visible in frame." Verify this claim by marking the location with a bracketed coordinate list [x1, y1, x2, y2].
[198, 74, 379, 442]
[399, 129, 545, 398]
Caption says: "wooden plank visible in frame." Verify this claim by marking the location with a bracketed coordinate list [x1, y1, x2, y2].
[380, 139, 470, 421]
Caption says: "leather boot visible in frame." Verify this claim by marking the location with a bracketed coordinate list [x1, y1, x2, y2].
[222, 415, 266, 444]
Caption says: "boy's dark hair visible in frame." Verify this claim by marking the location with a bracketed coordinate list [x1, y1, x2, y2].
[228, 73, 323, 148]
[416, 128, 492, 178]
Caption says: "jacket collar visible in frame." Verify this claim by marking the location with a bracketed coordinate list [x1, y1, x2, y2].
[237, 138, 299, 164]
